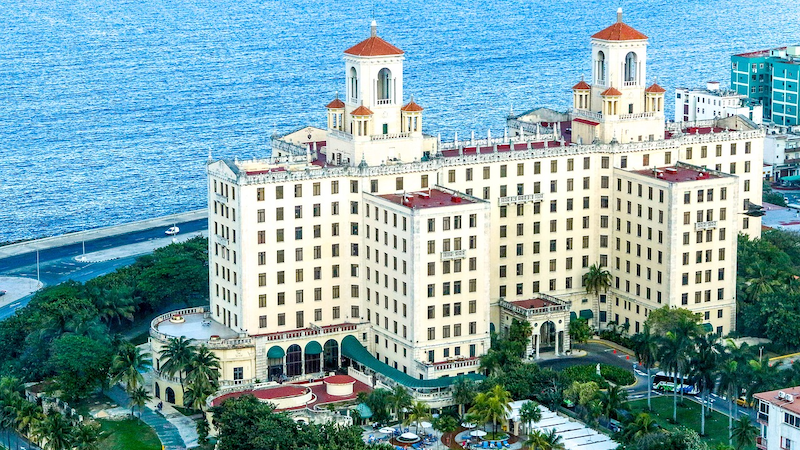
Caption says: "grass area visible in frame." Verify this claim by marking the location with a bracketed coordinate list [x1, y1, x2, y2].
[626, 396, 754, 450]
[97, 418, 161, 450]
[172, 405, 201, 417]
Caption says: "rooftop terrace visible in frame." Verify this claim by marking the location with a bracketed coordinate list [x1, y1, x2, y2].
[633, 165, 724, 183]
[379, 188, 480, 209]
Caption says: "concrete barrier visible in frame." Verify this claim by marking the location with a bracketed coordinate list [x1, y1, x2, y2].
[0, 210, 207, 259]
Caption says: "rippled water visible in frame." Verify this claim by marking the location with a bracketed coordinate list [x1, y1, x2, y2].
[1, 0, 798, 242]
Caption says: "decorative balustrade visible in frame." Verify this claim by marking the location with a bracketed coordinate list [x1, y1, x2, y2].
[498, 296, 570, 317]
[216, 234, 229, 247]
[376, 99, 392, 105]
[498, 193, 544, 205]
[328, 129, 353, 141]
[695, 221, 718, 230]
[623, 80, 638, 86]
[371, 131, 412, 141]
[263, 323, 359, 342]
[619, 111, 657, 120]
[214, 192, 228, 204]
[440, 249, 466, 261]
[572, 109, 603, 121]
[431, 358, 480, 372]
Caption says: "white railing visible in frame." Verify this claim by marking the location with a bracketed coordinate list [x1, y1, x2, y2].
[441, 249, 467, 261]
[214, 193, 228, 204]
[328, 129, 353, 141]
[371, 132, 412, 141]
[431, 358, 480, 372]
[498, 193, 544, 205]
[377, 99, 392, 105]
[219, 378, 254, 387]
[695, 221, 718, 230]
[572, 109, 603, 121]
[216, 234, 229, 247]
[262, 323, 359, 342]
[619, 111, 657, 120]
[498, 296, 570, 317]
[623, 80, 638, 86]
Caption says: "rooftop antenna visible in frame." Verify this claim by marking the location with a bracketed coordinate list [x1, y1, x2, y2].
[617, 7, 623, 23]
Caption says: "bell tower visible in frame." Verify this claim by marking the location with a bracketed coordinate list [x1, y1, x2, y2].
[343, 21, 405, 136]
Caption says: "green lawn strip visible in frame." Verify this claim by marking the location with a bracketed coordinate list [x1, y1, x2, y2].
[626, 396, 752, 449]
[97, 418, 161, 450]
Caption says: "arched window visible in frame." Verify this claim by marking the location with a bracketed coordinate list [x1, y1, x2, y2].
[323, 339, 339, 371]
[286, 344, 303, 377]
[377, 68, 392, 102]
[165, 387, 176, 404]
[350, 67, 358, 101]
[624, 52, 638, 84]
[597, 51, 606, 84]
[154, 383, 161, 399]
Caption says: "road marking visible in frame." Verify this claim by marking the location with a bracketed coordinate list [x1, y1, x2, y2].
[9, 302, 20, 308]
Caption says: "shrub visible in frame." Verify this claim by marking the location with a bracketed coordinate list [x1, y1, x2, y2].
[561, 364, 635, 388]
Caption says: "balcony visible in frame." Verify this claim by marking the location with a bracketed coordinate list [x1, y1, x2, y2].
[498, 193, 544, 205]
[756, 436, 767, 450]
[216, 234, 229, 247]
[214, 193, 228, 204]
[376, 99, 392, 105]
[757, 412, 769, 425]
[695, 221, 718, 230]
[441, 249, 467, 261]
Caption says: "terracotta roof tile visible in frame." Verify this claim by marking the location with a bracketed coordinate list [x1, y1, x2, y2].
[326, 98, 345, 108]
[344, 36, 403, 57]
[401, 100, 424, 112]
[645, 83, 666, 93]
[601, 86, 623, 96]
[572, 80, 591, 90]
[592, 22, 648, 41]
[350, 105, 374, 116]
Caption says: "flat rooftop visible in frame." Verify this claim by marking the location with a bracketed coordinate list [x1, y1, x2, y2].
[379, 189, 478, 209]
[155, 313, 239, 341]
[633, 166, 723, 183]
[511, 297, 560, 310]
[754, 386, 800, 415]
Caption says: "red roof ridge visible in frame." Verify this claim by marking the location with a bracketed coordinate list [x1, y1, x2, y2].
[601, 86, 622, 96]
[350, 105, 374, 116]
[344, 36, 403, 57]
[572, 80, 591, 90]
[326, 97, 345, 108]
[592, 22, 647, 41]
[401, 99, 424, 112]
[646, 83, 666, 93]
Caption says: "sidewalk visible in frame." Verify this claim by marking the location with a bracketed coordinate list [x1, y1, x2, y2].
[0, 276, 41, 308]
[75, 231, 207, 263]
[105, 386, 187, 450]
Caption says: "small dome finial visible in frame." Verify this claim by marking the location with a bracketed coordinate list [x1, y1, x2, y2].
[617, 7, 623, 23]
[370, 20, 377, 38]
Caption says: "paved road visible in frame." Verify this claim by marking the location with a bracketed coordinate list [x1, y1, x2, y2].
[539, 343, 636, 372]
[0, 218, 206, 320]
[0, 429, 39, 450]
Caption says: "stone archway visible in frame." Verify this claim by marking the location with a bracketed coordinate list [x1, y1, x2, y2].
[540, 321, 556, 348]
[165, 387, 175, 404]
[323, 339, 339, 372]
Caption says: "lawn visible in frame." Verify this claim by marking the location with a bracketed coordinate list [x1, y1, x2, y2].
[626, 396, 754, 450]
[97, 418, 161, 450]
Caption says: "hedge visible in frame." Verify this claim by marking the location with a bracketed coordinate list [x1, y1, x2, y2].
[562, 364, 635, 388]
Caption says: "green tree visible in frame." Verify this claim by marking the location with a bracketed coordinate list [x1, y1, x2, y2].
[569, 318, 592, 345]
[631, 324, 658, 411]
[730, 416, 758, 450]
[389, 385, 412, 422]
[432, 415, 458, 445]
[599, 384, 627, 422]
[659, 331, 689, 423]
[645, 307, 702, 336]
[128, 385, 152, 417]
[362, 388, 392, 425]
[519, 401, 542, 436]
[35, 411, 73, 450]
[718, 355, 745, 446]
[109, 342, 152, 390]
[72, 423, 101, 450]
[160, 336, 194, 404]
[564, 381, 599, 407]
[47, 335, 113, 401]
[622, 413, 659, 443]
[452, 377, 477, 418]
[690, 333, 721, 436]
[509, 319, 533, 355]
[469, 385, 512, 436]
[584, 263, 612, 320]
[405, 400, 431, 435]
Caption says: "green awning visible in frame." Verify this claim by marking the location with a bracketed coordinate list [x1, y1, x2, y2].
[355, 403, 373, 419]
[341, 335, 483, 389]
[305, 341, 322, 355]
[267, 346, 285, 359]
[781, 175, 800, 182]
[579, 309, 594, 319]
[570, 312, 578, 321]
[702, 323, 713, 333]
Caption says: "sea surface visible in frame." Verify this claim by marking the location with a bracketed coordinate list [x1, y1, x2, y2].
[1, 0, 798, 243]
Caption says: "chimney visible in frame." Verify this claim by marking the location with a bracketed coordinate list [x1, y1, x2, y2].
[617, 7, 623, 23]
[706, 81, 720, 92]
[370, 20, 377, 38]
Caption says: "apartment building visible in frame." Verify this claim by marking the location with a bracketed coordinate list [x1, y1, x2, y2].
[151, 11, 765, 404]
[732, 46, 800, 125]
[675, 81, 762, 124]
[754, 386, 800, 450]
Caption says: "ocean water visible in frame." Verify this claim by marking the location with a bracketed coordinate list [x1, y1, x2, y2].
[1, 0, 798, 243]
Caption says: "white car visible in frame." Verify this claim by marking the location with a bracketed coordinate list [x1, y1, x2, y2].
[165, 226, 180, 236]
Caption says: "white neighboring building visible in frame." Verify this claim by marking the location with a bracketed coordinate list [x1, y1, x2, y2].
[764, 124, 800, 181]
[754, 386, 800, 450]
[675, 81, 763, 124]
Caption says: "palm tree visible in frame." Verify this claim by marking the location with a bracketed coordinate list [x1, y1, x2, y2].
[128, 386, 151, 417]
[73, 423, 101, 450]
[452, 377, 476, 418]
[35, 411, 73, 450]
[469, 385, 512, 437]
[690, 333, 721, 436]
[746, 359, 780, 403]
[405, 401, 431, 435]
[584, 263, 612, 321]
[519, 401, 542, 436]
[599, 385, 628, 423]
[540, 429, 565, 450]
[730, 416, 758, 450]
[110, 342, 152, 390]
[718, 358, 741, 447]
[14, 400, 43, 442]
[744, 261, 780, 302]
[432, 415, 459, 445]
[160, 336, 194, 403]
[184, 375, 218, 413]
[186, 345, 221, 388]
[631, 324, 658, 411]
[389, 385, 413, 422]
[659, 331, 687, 423]
[92, 285, 136, 325]
[622, 413, 659, 443]
[524, 429, 548, 450]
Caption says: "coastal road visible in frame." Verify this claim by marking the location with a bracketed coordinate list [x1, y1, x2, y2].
[0, 217, 207, 320]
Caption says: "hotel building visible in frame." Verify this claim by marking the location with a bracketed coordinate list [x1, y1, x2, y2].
[150, 10, 765, 407]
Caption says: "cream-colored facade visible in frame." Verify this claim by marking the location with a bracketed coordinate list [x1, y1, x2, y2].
[152, 13, 765, 403]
